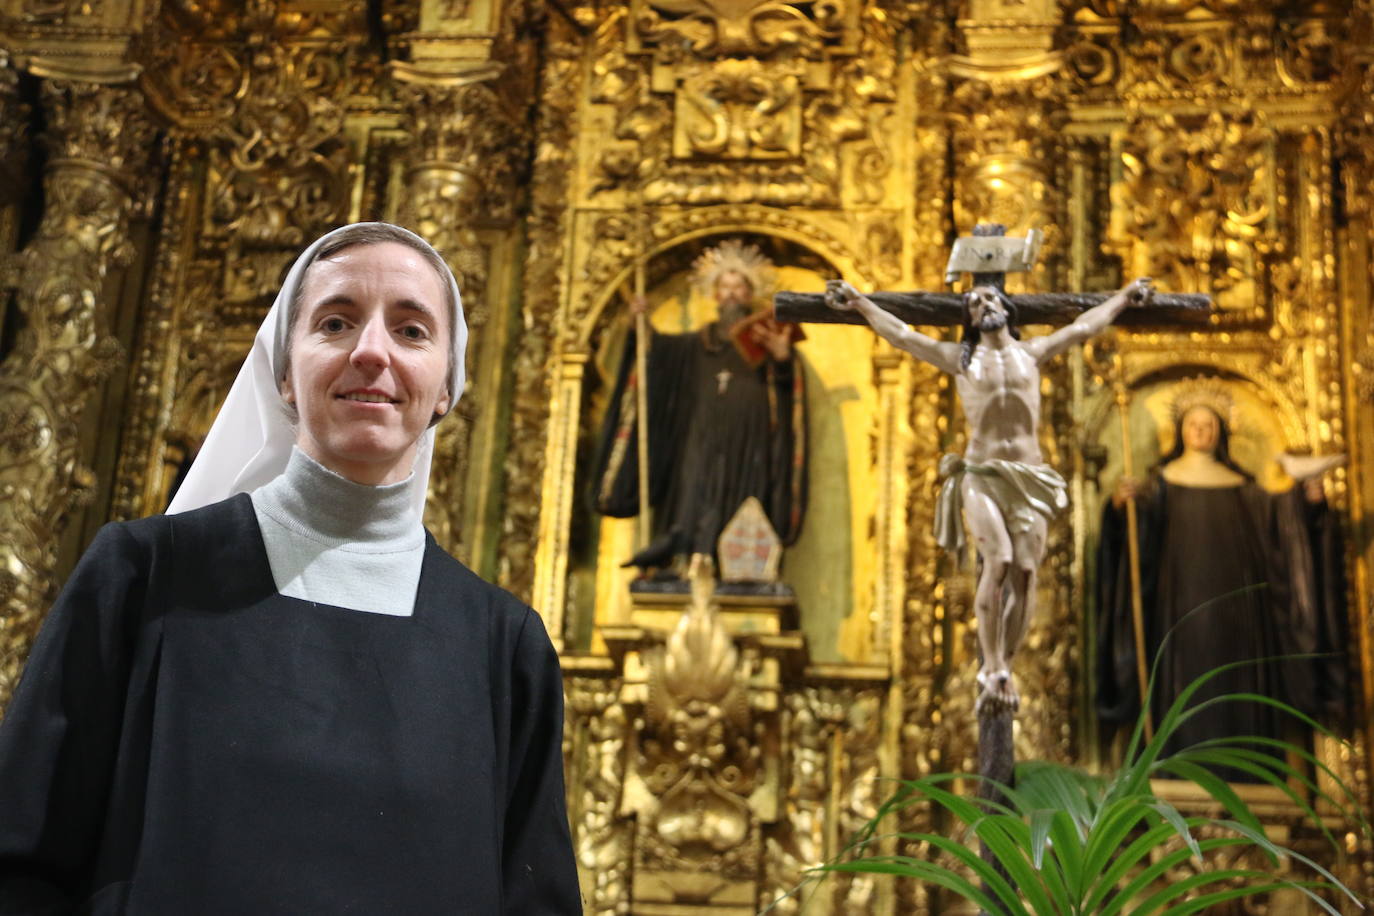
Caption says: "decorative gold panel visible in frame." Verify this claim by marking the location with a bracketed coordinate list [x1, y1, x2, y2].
[0, 0, 1371, 910]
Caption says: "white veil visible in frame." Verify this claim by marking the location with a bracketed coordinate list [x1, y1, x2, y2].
[166, 223, 468, 517]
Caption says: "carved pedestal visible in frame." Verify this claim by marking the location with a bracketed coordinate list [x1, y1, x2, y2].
[564, 576, 889, 915]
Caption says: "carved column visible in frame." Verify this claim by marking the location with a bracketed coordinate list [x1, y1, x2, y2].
[0, 81, 155, 706]
[396, 74, 525, 562]
[1337, 0, 1374, 825]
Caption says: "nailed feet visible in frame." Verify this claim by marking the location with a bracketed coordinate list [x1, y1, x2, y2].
[976, 666, 1020, 715]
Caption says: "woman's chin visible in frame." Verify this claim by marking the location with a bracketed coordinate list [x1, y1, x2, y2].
[305, 439, 417, 484]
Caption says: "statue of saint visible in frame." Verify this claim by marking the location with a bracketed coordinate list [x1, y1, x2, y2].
[1096, 386, 1349, 759]
[826, 276, 1155, 711]
[591, 240, 807, 579]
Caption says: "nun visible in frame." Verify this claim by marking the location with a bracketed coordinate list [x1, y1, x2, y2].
[0, 223, 581, 913]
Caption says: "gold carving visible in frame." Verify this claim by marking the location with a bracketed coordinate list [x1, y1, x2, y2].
[760, 683, 885, 912]
[398, 78, 496, 559]
[946, 0, 1065, 285]
[582, 1, 893, 207]
[0, 53, 28, 196]
[206, 41, 350, 301]
[1, 0, 145, 82]
[1, 0, 1371, 908]
[1108, 110, 1279, 314]
[563, 673, 632, 915]
[637, 566, 758, 878]
[673, 58, 801, 160]
[0, 81, 153, 706]
[496, 12, 582, 599]
[633, 0, 845, 58]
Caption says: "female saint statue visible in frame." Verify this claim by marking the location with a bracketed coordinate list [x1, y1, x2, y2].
[1096, 383, 1349, 763]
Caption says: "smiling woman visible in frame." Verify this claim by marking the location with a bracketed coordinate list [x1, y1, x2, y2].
[282, 240, 454, 485]
[0, 224, 582, 914]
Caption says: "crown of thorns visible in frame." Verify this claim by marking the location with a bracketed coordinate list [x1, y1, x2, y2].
[1170, 377, 1237, 429]
[692, 239, 778, 300]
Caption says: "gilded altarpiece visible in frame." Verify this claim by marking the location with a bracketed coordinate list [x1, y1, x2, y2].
[2, 0, 1373, 911]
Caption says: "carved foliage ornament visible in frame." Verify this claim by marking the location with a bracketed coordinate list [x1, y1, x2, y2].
[563, 679, 631, 915]
[1109, 110, 1279, 309]
[675, 58, 801, 159]
[496, 21, 582, 597]
[947, 77, 1062, 263]
[639, 568, 760, 875]
[586, 2, 890, 205]
[634, 0, 846, 58]
[201, 38, 353, 302]
[42, 81, 158, 196]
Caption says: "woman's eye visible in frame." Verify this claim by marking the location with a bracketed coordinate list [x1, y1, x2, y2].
[400, 325, 428, 341]
[322, 317, 347, 333]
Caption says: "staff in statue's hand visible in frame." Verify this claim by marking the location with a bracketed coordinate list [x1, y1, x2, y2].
[0, 223, 582, 912]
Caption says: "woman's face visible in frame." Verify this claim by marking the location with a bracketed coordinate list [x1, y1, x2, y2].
[282, 241, 451, 485]
[1180, 406, 1221, 455]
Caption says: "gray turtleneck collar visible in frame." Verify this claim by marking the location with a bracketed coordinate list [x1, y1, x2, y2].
[250, 447, 426, 616]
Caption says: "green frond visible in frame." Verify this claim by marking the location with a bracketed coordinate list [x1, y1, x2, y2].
[806, 645, 1369, 916]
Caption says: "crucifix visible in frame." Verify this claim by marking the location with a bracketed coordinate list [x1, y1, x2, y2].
[774, 223, 1212, 887]
[776, 224, 1209, 711]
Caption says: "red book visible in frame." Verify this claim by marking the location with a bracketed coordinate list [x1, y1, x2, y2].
[729, 311, 806, 367]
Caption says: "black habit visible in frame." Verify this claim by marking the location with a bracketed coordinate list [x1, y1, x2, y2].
[0, 495, 581, 914]
[592, 323, 807, 562]
[1095, 478, 1350, 757]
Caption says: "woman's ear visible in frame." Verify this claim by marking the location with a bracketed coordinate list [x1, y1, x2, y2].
[281, 374, 296, 405]
[433, 387, 451, 419]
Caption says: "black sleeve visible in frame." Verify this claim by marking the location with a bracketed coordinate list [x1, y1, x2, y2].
[501, 609, 581, 914]
[1094, 478, 1163, 730]
[0, 524, 147, 914]
[1305, 498, 1351, 726]
[766, 354, 806, 545]
[590, 330, 696, 518]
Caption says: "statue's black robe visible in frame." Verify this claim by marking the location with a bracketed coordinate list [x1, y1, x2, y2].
[1095, 478, 1349, 758]
[592, 323, 807, 559]
[0, 495, 581, 914]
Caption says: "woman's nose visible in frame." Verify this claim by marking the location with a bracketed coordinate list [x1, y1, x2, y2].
[350, 316, 391, 369]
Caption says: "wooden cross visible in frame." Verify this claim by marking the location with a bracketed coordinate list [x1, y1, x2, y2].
[773, 224, 1212, 328]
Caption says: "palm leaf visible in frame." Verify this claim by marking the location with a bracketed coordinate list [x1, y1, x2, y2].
[805, 623, 1368, 914]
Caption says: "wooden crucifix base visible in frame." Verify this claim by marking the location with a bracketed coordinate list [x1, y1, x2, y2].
[977, 699, 1016, 913]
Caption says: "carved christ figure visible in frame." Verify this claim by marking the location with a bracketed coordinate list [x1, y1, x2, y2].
[826, 277, 1154, 711]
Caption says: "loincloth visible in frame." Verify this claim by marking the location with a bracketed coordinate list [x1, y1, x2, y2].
[934, 454, 1068, 554]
